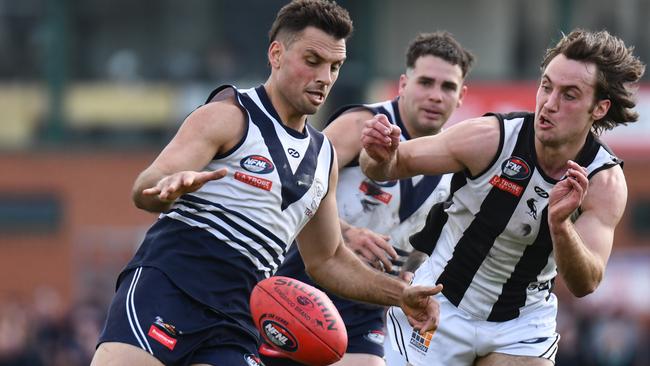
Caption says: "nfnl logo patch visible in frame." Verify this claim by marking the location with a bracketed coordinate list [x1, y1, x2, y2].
[501, 156, 531, 180]
[240, 155, 274, 174]
[235, 171, 272, 191]
[244, 354, 263, 366]
[262, 320, 298, 352]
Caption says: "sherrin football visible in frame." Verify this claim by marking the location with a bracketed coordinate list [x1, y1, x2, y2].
[250, 276, 347, 365]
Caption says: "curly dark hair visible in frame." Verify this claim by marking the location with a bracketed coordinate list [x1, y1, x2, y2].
[541, 29, 646, 134]
[406, 31, 475, 78]
[268, 0, 353, 45]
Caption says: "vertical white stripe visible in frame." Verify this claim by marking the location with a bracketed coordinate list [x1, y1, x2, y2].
[125, 267, 146, 351]
[127, 267, 153, 354]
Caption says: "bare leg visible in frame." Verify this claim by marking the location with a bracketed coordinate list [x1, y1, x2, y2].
[90, 342, 164, 366]
[331, 353, 385, 366]
[475, 352, 553, 366]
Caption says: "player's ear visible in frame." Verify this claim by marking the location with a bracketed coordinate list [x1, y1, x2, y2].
[268, 41, 283, 69]
[457, 85, 468, 108]
[398, 74, 408, 96]
[591, 98, 610, 121]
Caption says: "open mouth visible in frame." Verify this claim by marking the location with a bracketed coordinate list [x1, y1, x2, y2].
[306, 91, 325, 104]
[539, 115, 553, 127]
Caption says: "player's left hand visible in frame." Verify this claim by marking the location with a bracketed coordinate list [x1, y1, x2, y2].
[548, 160, 588, 225]
[343, 226, 396, 271]
[399, 284, 443, 335]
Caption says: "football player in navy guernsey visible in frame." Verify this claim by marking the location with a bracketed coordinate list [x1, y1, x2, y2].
[261, 32, 474, 366]
[90, 1, 443, 365]
[360, 29, 645, 366]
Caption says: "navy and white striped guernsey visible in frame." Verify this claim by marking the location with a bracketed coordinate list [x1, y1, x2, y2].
[126, 84, 334, 293]
[422, 112, 621, 321]
[333, 99, 451, 261]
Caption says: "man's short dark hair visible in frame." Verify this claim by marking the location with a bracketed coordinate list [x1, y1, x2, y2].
[269, 0, 353, 45]
[541, 29, 646, 133]
[406, 31, 475, 78]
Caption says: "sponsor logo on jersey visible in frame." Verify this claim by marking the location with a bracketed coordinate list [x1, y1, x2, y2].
[364, 330, 385, 345]
[409, 329, 433, 354]
[359, 181, 392, 204]
[534, 186, 549, 198]
[148, 324, 177, 350]
[262, 320, 298, 352]
[287, 148, 300, 158]
[489, 175, 524, 197]
[526, 280, 551, 293]
[235, 171, 273, 191]
[501, 156, 531, 180]
[240, 155, 275, 174]
[244, 354, 264, 366]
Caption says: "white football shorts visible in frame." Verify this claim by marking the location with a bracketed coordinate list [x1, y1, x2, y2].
[385, 291, 559, 365]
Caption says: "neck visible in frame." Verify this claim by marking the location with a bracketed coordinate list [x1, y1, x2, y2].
[534, 134, 589, 179]
[263, 81, 307, 132]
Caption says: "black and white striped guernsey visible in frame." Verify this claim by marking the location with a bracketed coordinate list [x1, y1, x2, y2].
[422, 112, 621, 321]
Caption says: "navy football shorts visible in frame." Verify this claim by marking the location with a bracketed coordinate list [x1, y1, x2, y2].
[97, 266, 264, 366]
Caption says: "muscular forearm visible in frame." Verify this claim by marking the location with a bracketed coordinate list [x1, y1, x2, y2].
[551, 220, 604, 297]
[359, 150, 398, 181]
[306, 244, 406, 306]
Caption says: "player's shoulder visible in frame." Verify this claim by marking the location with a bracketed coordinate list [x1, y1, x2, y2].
[177, 94, 247, 149]
[189, 96, 246, 128]
[448, 115, 500, 136]
[589, 163, 626, 193]
[327, 106, 375, 127]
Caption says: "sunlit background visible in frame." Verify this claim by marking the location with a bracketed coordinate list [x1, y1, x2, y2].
[0, 0, 648, 365]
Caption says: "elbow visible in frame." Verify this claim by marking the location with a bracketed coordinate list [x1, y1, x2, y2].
[570, 285, 596, 298]
[132, 189, 147, 210]
[304, 262, 324, 286]
[568, 277, 602, 298]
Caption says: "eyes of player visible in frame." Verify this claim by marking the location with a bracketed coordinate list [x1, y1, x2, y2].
[304, 56, 342, 75]
[540, 81, 579, 102]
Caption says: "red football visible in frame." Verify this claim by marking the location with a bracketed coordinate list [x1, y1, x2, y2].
[250, 276, 347, 366]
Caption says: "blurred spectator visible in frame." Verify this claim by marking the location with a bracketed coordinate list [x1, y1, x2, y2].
[0, 297, 42, 366]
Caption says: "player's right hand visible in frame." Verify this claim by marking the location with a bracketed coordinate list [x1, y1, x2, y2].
[343, 226, 397, 271]
[142, 168, 228, 203]
[361, 114, 401, 163]
[400, 284, 443, 335]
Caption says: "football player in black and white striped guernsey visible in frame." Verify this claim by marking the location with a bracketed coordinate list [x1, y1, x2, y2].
[91, 2, 444, 366]
[360, 29, 645, 366]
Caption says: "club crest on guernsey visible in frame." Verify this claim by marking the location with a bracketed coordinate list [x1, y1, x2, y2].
[304, 179, 325, 218]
